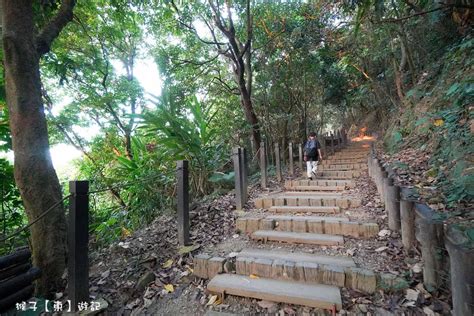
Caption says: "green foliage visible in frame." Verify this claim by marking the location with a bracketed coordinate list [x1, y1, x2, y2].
[139, 93, 228, 196]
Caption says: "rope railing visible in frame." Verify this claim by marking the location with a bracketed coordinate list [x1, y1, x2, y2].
[0, 195, 71, 243]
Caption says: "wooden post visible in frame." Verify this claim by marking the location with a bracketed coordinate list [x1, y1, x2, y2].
[240, 147, 248, 204]
[337, 130, 342, 149]
[320, 134, 326, 158]
[298, 143, 303, 171]
[288, 142, 294, 176]
[330, 132, 335, 154]
[260, 142, 267, 189]
[400, 187, 416, 253]
[233, 147, 244, 210]
[415, 203, 447, 289]
[387, 183, 401, 232]
[445, 225, 474, 316]
[275, 143, 282, 182]
[68, 180, 89, 311]
[177, 160, 190, 246]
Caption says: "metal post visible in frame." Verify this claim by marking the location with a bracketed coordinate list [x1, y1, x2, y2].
[233, 147, 244, 210]
[275, 143, 282, 182]
[68, 181, 89, 311]
[177, 160, 190, 246]
[240, 147, 248, 204]
[298, 143, 303, 171]
[288, 142, 294, 176]
[260, 142, 267, 188]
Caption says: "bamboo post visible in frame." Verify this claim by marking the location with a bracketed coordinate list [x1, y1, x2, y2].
[177, 160, 190, 246]
[445, 225, 474, 316]
[232, 147, 244, 210]
[260, 142, 267, 188]
[288, 142, 294, 176]
[68, 180, 89, 311]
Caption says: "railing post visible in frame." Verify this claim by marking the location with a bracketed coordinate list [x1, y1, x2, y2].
[337, 130, 342, 149]
[330, 132, 335, 154]
[68, 180, 89, 312]
[240, 147, 248, 204]
[275, 143, 282, 182]
[260, 142, 267, 188]
[233, 147, 244, 210]
[298, 143, 303, 171]
[177, 160, 190, 246]
[288, 142, 294, 176]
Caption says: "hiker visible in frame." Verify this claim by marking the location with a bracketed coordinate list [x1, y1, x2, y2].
[304, 132, 322, 180]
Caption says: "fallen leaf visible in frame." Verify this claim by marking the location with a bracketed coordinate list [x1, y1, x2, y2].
[423, 306, 435, 316]
[375, 246, 389, 252]
[164, 284, 174, 293]
[405, 289, 419, 301]
[101, 270, 111, 278]
[121, 227, 132, 239]
[206, 295, 218, 306]
[249, 274, 259, 279]
[412, 263, 423, 273]
[162, 259, 173, 268]
[118, 241, 130, 249]
[433, 119, 444, 127]
[178, 244, 200, 254]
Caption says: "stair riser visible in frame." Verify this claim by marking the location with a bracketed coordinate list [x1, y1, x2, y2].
[285, 180, 355, 188]
[284, 180, 352, 187]
[284, 186, 345, 191]
[270, 206, 340, 214]
[318, 164, 367, 171]
[251, 232, 343, 246]
[321, 160, 367, 165]
[235, 257, 376, 293]
[255, 197, 361, 209]
[236, 218, 379, 238]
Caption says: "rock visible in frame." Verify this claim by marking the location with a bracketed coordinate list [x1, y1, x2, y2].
[135, 271, 155, 292]
[411, 263, 422, 273]
[378, 229, 391, 237]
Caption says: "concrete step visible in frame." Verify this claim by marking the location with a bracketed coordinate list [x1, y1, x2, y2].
[288, 185, 345, 191]
[251, 230, 344, 246]
[321, 159, 367, 165]
[255, 196, 361, 209]
[194, 252, 378, 294]
[315, 170, 363, 178]
[269, 206, 340, 214]
[237, 216, 379, 238]
[237, 248, 356, 267]
[234, 253, 373, 291]
[285, 179, 354, 188]
[207, 274, 343, 311]
[282, 192, 343, 196]
[318, 164, 367, 171]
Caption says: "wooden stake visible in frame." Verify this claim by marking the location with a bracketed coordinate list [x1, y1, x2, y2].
[177, 160, 190, 246]
[260, 142, 267, 188]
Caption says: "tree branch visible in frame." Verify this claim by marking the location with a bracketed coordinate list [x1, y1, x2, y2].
[36, 0, 77, 55]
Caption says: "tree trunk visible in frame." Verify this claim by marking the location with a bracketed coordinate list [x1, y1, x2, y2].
[1, 0, 74, 297]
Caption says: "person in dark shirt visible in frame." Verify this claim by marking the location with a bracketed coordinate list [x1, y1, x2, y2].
[303, 132, 323, 179]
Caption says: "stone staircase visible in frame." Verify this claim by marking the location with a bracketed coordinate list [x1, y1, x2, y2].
[194, 142, 382, 313]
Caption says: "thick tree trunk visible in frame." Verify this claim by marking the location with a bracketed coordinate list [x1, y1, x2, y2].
[1, 0, 69, 297]
[240, 88, 261, 152]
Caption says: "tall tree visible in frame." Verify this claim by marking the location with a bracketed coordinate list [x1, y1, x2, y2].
[1, 0, 76, 296]
[170, 0, 262, 151]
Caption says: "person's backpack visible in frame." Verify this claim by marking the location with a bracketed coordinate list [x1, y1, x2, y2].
[305, 140, 317, 157]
